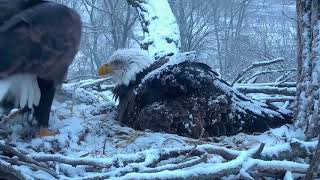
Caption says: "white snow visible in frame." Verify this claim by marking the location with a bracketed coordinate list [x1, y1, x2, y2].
[0, 75, 307, 179]
[214, 79, 291, 118]
[142, 51, 196, 83]
[284, 171, 294, 180]
[137, 0, 180, 58]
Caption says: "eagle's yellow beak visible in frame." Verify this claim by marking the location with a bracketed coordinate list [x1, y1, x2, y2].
[98, 64, 113, 76]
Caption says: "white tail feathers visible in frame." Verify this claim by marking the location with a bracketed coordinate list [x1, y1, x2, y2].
[0, 74, 41, 109]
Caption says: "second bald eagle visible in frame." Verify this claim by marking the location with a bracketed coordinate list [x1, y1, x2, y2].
[99, 49, 292, 138]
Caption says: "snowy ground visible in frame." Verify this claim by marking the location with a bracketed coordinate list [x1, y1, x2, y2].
[0, 80, 316, 179]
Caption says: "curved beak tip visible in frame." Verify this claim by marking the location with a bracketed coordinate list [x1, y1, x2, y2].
[98, 65, 107, 76]
[98, 64, 113, 76]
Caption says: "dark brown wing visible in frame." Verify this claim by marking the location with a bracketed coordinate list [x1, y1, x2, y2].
[0, 0, 43, 23]
[0, 1, 82, 82]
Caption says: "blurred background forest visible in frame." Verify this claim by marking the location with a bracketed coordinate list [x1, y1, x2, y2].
[54, 0, 296, 82]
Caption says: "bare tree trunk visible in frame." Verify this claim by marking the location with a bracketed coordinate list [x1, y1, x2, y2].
[295, 0, 320, 138]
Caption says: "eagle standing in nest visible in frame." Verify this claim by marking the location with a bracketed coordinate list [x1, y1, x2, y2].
[99, 49, 292, 138]
[0, 0, 82, 136]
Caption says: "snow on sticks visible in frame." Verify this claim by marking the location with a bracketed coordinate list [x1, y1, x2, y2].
[0, 75, 315, 179]
[0, 134, 318, 179]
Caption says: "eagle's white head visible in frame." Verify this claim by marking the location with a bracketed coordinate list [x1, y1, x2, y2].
[99, 49, 154, 86]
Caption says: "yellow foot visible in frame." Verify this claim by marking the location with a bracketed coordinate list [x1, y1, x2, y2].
[39, 128, 58, 137]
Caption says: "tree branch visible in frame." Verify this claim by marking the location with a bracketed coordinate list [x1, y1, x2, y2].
[231, 58, 284, 85]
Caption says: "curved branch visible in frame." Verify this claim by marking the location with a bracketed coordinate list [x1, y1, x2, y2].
[231, 58, 284, 85]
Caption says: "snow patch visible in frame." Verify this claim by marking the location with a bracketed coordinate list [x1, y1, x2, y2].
[138, 0, 180, 57]
[142, 51, 196, 83]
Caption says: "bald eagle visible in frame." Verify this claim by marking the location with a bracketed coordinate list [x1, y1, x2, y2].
[99, 49, 292, 138]
[0, 0, 82, 136]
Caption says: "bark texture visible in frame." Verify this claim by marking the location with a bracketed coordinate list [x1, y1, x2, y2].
[295, 0, 320, 138]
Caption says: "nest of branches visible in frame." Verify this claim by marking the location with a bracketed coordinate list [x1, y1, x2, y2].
[0, 138, 319, 180]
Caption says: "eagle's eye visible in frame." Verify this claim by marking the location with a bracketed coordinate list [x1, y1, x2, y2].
[98, 64, 113, 76]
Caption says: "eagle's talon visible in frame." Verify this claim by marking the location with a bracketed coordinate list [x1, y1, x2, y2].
[39, 128, 58, 137]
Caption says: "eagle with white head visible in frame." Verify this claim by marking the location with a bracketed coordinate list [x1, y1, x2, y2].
[99, 49, 154, 86]
[99, 49, 292, 138]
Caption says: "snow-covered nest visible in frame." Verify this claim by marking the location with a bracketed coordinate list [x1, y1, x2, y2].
[0, 79, 318, 179]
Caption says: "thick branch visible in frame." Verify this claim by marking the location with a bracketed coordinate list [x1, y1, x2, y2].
[28, 153, 145, 168]
[142, 155, 207, 173]
[243, 68, 296, 83]
[235, 82, 296, 88]
[0, 160, 29, 180]
[0, 142, 48, 169]
[231, 58, 284, 85]
[0, 156, 58, 179]
[235, 85, 296, 96]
